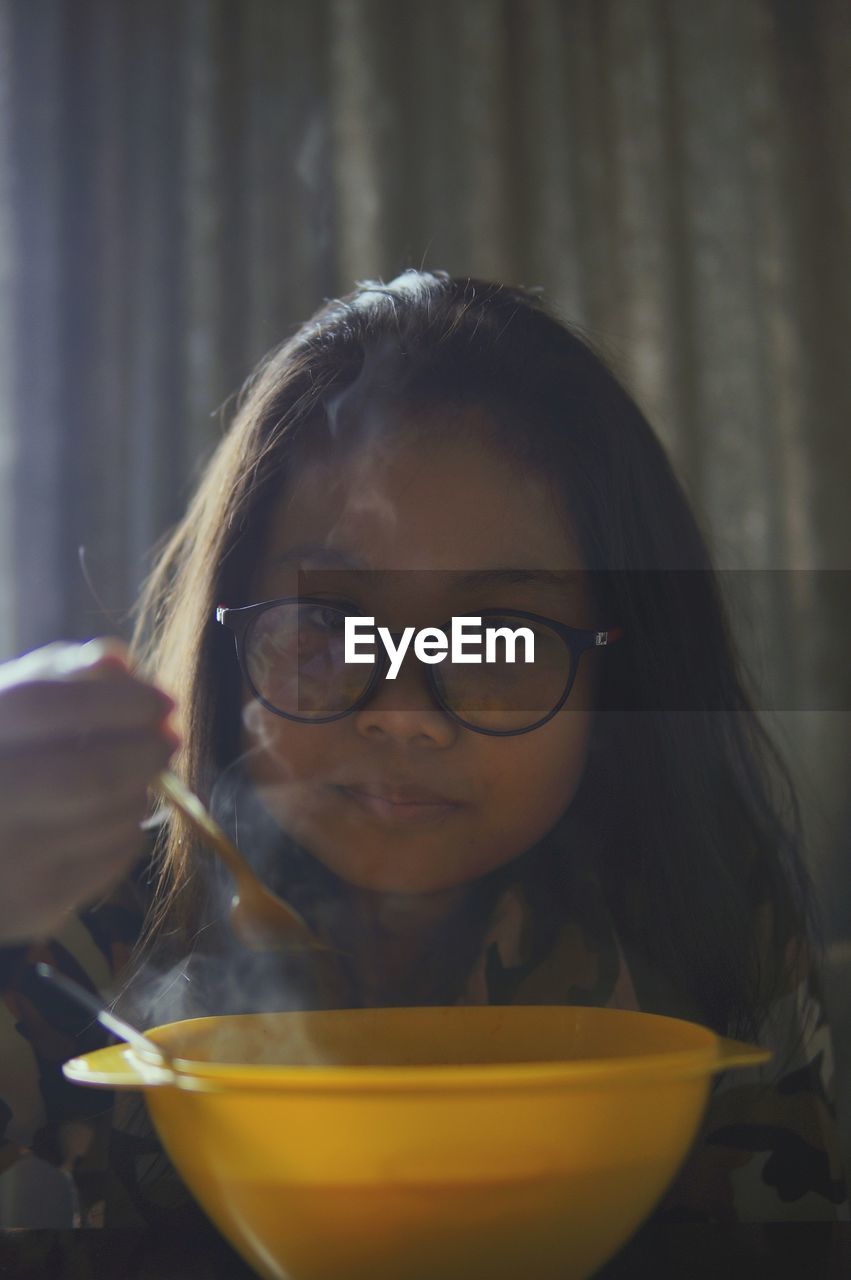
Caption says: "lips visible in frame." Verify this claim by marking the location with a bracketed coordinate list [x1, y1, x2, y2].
[333, 779, 465, 824]
[340, 781, 459, 806]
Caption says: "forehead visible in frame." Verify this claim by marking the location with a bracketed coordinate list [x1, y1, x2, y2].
[265, 417, 582, 574]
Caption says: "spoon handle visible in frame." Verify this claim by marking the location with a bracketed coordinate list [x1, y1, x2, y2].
[152, 770, 345, 959]
[35, 963, 166, 1063]
[154, 770, 250, 882]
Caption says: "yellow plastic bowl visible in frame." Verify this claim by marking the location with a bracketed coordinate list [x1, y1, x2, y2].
[65, 1005, 769, 1280]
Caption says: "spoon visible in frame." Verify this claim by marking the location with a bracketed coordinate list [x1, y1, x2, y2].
[35, 962, 170, 1070]
[153, 770, 331, 955]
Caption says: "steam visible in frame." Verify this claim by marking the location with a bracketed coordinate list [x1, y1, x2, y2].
[112, 329, 477, 1049]
[117, 741, 345, 1045]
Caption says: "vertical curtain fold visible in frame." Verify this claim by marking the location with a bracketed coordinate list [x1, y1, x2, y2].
[6, 1, 67, 645]
[512, 0, 585, 325]
[0, 2, 17, 660]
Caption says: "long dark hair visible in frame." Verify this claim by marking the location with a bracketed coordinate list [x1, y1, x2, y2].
[130, 269, 822, 1040]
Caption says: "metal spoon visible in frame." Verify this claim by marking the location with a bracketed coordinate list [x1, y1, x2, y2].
[153, 770, 331, 955]
[35, 962, 170, 1069]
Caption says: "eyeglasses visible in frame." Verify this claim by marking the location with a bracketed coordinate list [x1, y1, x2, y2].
[215, 597, 623, 737]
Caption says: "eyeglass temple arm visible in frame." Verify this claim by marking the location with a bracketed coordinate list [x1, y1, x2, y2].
[215, 605, 625, 647]
[594, 625, 624, 646]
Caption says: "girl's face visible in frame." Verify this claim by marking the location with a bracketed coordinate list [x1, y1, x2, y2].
[240, 413, 598, 895]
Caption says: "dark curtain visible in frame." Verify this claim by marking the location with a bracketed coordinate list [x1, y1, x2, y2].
[0, 0, 848, 907]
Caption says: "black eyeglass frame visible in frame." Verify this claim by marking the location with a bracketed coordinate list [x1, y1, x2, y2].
[215, 596, 624, 738]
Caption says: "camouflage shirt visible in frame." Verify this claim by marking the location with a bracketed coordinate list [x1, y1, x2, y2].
[1, 829, 847, 1228]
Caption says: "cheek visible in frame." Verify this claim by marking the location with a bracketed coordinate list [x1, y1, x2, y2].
[236, 681, 595, 893]
[483, 706, 593, 834]
[239, 695, 336, 816]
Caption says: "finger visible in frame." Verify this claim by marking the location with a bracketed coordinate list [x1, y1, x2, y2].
[0, 816, 150, 942]
[82, 784, 158, 835]
[0, 678, 174, 749]
[0, 638, 132, 692]
[0, 637, 174, 746]
[0, 729, 179, 826]
[50, 813, 152, 882]
[50, 834, 154, 923]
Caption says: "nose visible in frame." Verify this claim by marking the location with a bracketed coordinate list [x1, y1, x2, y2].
[352, 651, 457, 747]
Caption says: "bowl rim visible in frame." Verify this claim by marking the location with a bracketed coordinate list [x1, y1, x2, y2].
[76, 1005, 766, 1094]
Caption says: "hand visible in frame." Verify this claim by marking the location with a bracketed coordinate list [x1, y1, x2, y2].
[0, 638, 179, 945]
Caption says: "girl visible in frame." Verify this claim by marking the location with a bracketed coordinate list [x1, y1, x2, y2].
[0, 271, 847, 1229]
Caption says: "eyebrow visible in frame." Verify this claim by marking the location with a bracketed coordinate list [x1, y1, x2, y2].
[274, 549, 580, 591]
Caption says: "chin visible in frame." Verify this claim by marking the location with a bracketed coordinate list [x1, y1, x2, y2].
[300, 836, 475, 898]
[317, 856, 462, 898]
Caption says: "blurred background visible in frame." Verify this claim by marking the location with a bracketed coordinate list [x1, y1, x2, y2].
[0, 0, 848, 1130]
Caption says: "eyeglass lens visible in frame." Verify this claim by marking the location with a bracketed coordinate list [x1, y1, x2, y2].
[244, 602, 574, 731]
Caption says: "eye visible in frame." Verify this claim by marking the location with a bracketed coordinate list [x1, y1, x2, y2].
[302, 599, 357, 634]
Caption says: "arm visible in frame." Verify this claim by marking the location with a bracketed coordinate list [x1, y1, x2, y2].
[0, 638, 177, 1225]
[0, 855, 152, 1227]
